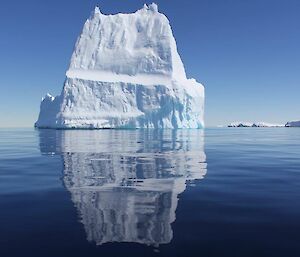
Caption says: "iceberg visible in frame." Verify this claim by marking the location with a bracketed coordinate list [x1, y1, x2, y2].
[35, 3, 204, 129]
[285, 121, 300, 127]
[228, 122, 284, 127]
[228, 122, 253, 127]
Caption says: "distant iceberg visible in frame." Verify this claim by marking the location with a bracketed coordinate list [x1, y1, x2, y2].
[285, 121, 300, 127]
[35, 3, 204, 129]
[228, 122, 284, 127]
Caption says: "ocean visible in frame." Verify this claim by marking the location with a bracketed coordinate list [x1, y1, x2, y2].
[0, 128, 299, 257]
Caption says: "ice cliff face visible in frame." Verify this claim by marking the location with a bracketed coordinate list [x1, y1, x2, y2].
[35, 3, 205, 129]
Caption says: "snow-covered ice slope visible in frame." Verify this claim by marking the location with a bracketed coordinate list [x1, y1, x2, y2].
[35, 3, 204, 129]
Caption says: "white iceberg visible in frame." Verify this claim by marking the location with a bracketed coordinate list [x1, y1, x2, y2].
[35, 3, 204, 129]
[228, 122, 284, 127]
[228, 122, 254, 127]
[285, 121, 300, 127]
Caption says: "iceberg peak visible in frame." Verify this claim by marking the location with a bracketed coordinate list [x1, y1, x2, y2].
[142, 3, 158, 12]
[143, 4, 149, 10]
[149, 3, 158, 12]
[92, 5, 102, 17]
[42, 93, 54, 101]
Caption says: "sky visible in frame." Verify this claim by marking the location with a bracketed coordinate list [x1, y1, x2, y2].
[0, 0, 299, 127]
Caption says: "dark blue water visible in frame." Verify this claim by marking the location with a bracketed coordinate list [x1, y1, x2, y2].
[0, 128, 299, 257]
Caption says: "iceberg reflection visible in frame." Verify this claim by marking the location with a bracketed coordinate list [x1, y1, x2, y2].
[39, 130, 206, 246]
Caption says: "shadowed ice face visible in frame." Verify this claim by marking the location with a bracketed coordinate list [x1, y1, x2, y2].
[39, 129, 206, 246]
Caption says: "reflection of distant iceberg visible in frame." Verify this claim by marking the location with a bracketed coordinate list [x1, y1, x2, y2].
[39, 130, 206, 246]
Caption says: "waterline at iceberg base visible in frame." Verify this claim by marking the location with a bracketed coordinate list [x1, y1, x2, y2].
[35, 3, 204, 129]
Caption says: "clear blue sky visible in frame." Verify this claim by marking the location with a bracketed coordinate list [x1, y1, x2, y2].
[0, 0, 299, 127]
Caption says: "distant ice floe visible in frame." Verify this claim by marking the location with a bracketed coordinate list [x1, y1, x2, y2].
[228, 122, 285, 127]
[285, 121, 300, 127]
[228, 121, 300, 127]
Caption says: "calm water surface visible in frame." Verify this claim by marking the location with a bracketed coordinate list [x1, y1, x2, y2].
[0, 128, 299, 257]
